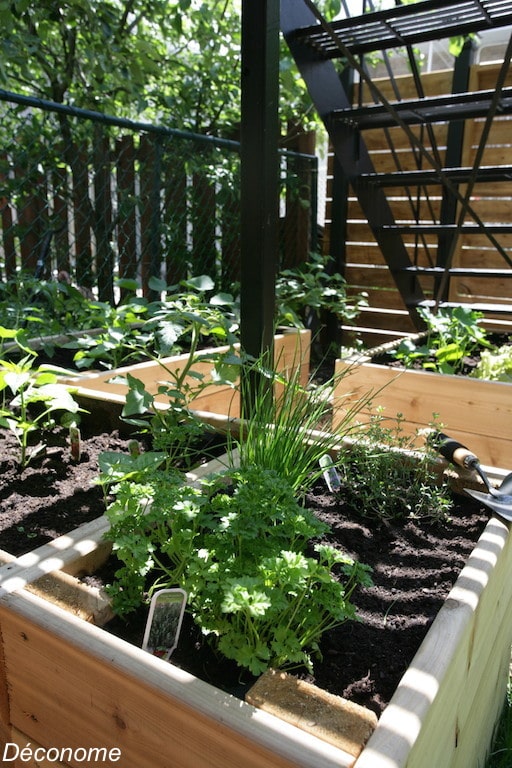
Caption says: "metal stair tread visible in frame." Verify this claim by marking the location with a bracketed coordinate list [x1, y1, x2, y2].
[291, 0, 512, 58]
[401, 266, 512, 277]
[414, 299, 512, 314]
[359, 166, 512, 187]
[380, 222, 512, 233]
[331, 88, 512, 129]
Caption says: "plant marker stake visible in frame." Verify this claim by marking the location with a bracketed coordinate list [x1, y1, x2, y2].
[319, 454, 341, 492]
[128, 439, 141, 458]
[142, 589, 187, 661]
[69, 426, 81, 462]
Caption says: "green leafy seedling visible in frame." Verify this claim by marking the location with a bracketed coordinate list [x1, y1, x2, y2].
[0, 331, 83, 469]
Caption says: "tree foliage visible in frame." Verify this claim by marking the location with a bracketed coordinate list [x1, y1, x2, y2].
[2, 0, 239, 132]
[0, 0, 337, 134]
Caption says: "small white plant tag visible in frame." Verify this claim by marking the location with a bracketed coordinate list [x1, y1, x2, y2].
[319, 454, 341, 492]
[142, 588, 187, 661]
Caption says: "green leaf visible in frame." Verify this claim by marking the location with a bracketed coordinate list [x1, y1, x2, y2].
[4, 371, 31, 394]
[27, 383, 81, 413]
[183, 275, 215, 292]
[210, 292, 233, 306]
[157, 321, 184, 350]
[122, 374, 154, 416]
[98, 450, 166, 483]
[148, 276, 168, 292]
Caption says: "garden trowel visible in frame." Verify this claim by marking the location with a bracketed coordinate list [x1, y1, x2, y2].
[432, 432, 512, 522]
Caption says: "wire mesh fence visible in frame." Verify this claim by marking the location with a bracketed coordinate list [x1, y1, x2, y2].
[0, 90, 318, 303]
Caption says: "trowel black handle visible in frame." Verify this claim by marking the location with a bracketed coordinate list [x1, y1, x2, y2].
[429, 432, 480, 470]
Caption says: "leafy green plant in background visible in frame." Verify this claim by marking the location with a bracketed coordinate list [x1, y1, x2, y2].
[65, 274, 239, 372]
[142, 274, 239, 356]
[0, 272, 151, 365]
[472, 344, 512, 382]
[336, 408, 452, 521]
[0, 263, 368, 373]
[63, 300, 151, 371]
[0, 327, 82, 469]
[0, 272, 108, 339]
[275, 252, 368, 332]
[104, 464, 372, 675]
[118, 276, 241, 469]
[392, 305, 490, 375]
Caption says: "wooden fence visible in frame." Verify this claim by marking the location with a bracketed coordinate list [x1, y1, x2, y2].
[324, 61, 512, 347]
[0, 93, 317, 302]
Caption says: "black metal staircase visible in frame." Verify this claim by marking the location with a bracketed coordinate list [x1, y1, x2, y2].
[281, 0, 512, 329]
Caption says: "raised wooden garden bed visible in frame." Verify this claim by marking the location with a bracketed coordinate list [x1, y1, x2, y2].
[334, 350, 512, 469]
[64, 329, 311, 431]
[0, 453, 510, 768]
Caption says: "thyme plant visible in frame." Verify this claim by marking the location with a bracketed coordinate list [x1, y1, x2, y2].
[336, 409, 452, 521]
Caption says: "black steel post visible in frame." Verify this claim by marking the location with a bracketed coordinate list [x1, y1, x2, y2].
[435, 38, 475, 301]
[240, 0, 280, 362]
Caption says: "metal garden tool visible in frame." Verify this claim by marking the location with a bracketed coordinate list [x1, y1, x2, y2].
[432, 432, 512, 521]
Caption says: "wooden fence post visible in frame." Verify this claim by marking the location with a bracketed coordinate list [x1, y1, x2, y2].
[162, 145, 188, 287]
[281, 125, 316, 269]
[0, 153, 16, 280]
[93, 125, 114, 303]
[192, 165, 216, 279]
[116, 135, 138, 298]
[139, 135, 162, 298]
[72, 149, 93, 292]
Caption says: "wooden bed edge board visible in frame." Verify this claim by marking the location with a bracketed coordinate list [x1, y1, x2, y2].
[0, 588, 354, 768]
[63, 329, 311, 388]
[0, 515, 110, 596]
[354, 514, 511, 768]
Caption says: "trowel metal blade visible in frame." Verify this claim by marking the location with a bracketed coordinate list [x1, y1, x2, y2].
[464, 488, 512, 522]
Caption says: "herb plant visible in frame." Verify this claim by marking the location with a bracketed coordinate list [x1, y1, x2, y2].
[104, 464, 372, 675]
[100, 334, 377, 675]
[230, 357, 374, 495]
[336, 409, 452, 521]
[0, 328, 82, 469]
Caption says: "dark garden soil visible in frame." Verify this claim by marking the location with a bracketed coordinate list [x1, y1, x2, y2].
[0, 425, 491, 718]
[0, 425, 130, 554]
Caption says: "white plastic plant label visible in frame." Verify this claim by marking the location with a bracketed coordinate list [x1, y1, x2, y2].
[319, 453, 341, 492]
[142, 588, 187, 661]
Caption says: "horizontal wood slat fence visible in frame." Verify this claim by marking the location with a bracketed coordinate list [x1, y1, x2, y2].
[324, 62, 512, 348]
[0, 91, 317, 302]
